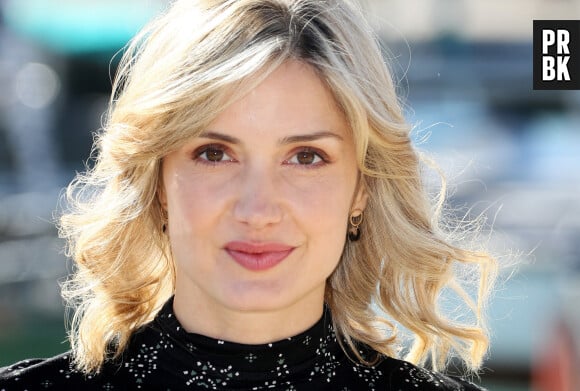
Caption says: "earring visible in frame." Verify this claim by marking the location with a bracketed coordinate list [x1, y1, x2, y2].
[347, 210, 363, 242]
[161, 209, 168, 234]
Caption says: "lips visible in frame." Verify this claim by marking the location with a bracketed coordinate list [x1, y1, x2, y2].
[224, 241, 294, 271]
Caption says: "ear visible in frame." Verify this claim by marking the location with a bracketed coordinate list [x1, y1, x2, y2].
[158, 184, 167, 210]
[351, 179, 368, 212]
[157, 163, 168, 210]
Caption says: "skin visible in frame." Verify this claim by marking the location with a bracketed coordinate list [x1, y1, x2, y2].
[160, 59, 367, 344]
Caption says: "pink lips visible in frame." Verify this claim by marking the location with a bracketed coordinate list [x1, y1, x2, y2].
[225, 241, 294, 271]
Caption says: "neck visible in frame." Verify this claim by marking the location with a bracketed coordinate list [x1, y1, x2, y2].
[172, 286, 326, 344]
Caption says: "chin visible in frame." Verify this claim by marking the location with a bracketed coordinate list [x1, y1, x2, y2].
[221, 281, 300, 312]
[220, 277, 323, 315]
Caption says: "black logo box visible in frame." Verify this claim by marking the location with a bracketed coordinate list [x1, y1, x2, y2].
[533, 20, 580, 90]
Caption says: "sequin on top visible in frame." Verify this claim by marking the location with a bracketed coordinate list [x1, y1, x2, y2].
[0, 298, 486, 390]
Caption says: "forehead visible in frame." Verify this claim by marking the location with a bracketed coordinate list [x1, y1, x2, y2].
[206, 60, 349, 138]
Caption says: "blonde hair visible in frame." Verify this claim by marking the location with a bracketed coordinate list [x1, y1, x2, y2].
[60, 0, 496, 374]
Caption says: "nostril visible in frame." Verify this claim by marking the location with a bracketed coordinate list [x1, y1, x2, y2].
[233, 186, 283, 227]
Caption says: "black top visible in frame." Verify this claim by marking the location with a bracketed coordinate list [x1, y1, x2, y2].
[0, 298, 485, 390]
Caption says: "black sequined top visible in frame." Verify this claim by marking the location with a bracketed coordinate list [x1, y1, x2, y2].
[0, 298, 485, 390]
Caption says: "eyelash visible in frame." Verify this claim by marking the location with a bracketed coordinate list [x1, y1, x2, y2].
[192, 144, 330, 167]
[192, 144, 235, 165]
[284, 147, 329, 168]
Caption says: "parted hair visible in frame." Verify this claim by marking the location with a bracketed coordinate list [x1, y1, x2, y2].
[60, 0, 496, 374]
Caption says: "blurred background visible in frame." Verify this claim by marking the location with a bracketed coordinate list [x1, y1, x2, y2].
[0, 1, 578, 390]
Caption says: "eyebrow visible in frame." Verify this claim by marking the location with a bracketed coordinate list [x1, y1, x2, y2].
[279, 131, 344, 144]
[199, 131, 344, 145]
[198, 131, 240, 144]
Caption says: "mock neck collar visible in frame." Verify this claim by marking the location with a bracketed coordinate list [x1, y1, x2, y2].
[153, 297, 343, 385]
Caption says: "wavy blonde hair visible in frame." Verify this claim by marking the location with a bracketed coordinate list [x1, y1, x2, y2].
[60, 0, 496, 374]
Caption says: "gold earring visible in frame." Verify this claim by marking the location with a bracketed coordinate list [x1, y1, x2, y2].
[347, 210, 363, 242]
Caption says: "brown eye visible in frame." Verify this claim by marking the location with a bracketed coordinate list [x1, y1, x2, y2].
[195, 144, 233, 163]
[296, 151, 316, 164]
[205, 148, 224, 162]
[289, 149, 324, 165]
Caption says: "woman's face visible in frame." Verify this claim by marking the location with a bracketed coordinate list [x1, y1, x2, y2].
[161, 60, 366, 315]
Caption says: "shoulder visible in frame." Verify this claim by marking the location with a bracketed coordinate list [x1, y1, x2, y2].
[0, 322, 167, 390]
[375, 356, 486, 391]
[0, 352, 126, 390]
[1, 352, 80, 389]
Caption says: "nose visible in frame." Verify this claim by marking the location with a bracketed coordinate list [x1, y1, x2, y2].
[232, 164, 283, 229]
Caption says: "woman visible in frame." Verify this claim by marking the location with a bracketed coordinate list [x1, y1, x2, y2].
[0, 0, 495, 389]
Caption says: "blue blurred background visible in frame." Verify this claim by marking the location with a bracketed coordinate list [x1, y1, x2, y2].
[0, 1, 578, 390]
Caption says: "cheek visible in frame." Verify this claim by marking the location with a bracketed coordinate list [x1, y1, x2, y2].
[163, 172, 233, 275]
[288, 174, 354, 235]
[163, 170, 228, 236]
[293, 178, 352, 273]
